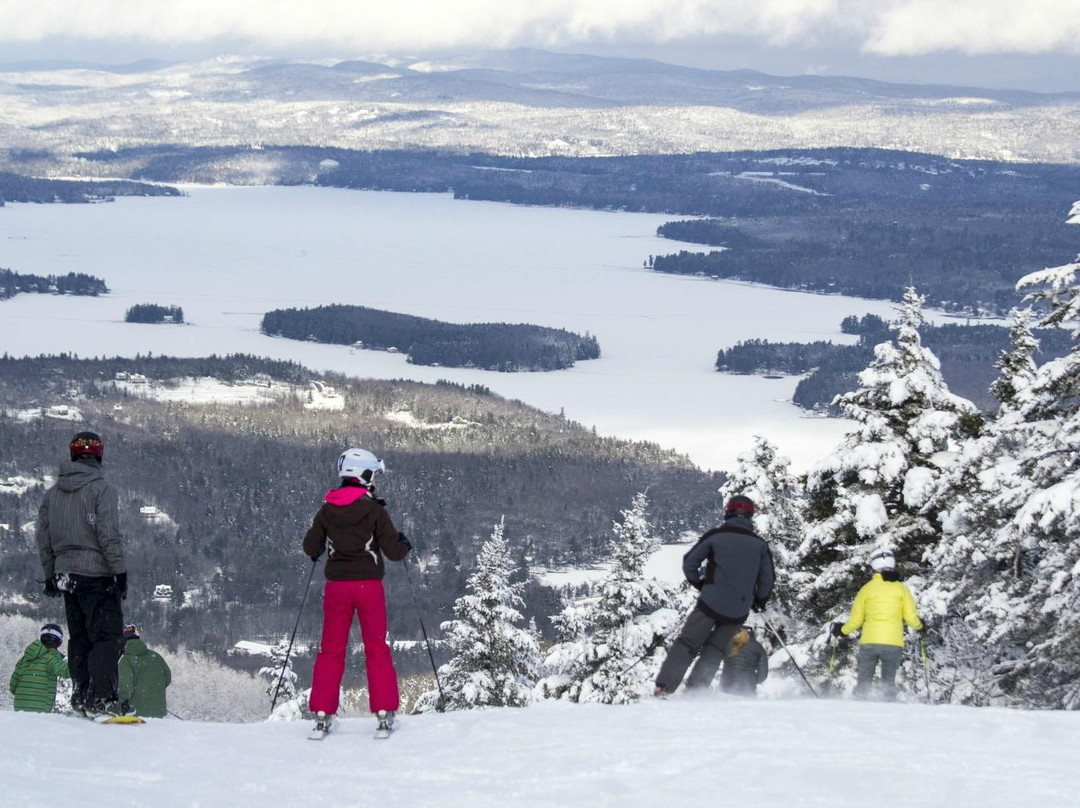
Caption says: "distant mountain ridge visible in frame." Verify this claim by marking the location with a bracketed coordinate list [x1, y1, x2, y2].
[1, 49, 1078, 163]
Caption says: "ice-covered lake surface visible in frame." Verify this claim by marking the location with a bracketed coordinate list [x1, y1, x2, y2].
[0, 185, 909, 472]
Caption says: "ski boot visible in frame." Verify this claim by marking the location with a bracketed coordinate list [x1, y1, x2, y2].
[308, 711, 334, 741]
[374, 710, 395, 739]
[86, 698, 125, 722]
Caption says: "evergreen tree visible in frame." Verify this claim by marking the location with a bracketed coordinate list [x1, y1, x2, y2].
[417, 520, 541, 711]
[928, 238, 1080, 708]
[920, 309, 1040, 703]
[794, 288, 977, 656]
[538, 493, 678, 704]
[259, 637, 299, 718]
[989, 309, 1040, 412]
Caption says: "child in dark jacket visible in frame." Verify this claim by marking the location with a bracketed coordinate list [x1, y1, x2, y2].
[720, 627, 769, 697]
[9, 623, 70, 713]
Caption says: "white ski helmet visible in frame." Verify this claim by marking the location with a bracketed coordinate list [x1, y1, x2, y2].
[869, 548, 896, 572]
[337, 447, 385, 483]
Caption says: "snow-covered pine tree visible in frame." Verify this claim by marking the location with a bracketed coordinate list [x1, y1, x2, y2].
[794, 288, 978, 665]
[538, 493, 679, 704]
[259, 637, 299, 716]
[930, 222, 1080, 708]
[990, 309, 1040, 412]
[416, 519, 541, 712]
[920, 309, 1040, 704]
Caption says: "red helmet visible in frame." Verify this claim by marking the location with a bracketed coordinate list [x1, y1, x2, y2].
[725, 494, 756, 518]
[69, 431, 104, 462]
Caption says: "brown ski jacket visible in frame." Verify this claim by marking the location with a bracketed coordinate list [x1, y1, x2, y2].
[303, 486, 408, 580]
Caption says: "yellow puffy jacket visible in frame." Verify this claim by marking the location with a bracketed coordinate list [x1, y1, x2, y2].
[840, 573, 923, 647]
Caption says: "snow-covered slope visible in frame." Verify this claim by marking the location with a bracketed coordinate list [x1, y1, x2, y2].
[2, 697, 1076, 807]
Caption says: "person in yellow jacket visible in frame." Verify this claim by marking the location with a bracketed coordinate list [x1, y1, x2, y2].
[830, 548, 923, 700]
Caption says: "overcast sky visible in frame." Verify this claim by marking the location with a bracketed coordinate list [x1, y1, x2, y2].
[1, 0, 1079, 92]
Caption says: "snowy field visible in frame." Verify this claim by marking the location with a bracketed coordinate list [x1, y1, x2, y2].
[0, 186, 922, 471]
[1, 697, 1077, 807]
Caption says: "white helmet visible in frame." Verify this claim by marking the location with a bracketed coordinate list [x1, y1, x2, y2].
[337, 447, 385, 484]
[869, 548, 896, 572]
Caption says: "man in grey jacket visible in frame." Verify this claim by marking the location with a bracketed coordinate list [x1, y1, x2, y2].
[36, 431, 128, 716]
[654, 495, 774, 694]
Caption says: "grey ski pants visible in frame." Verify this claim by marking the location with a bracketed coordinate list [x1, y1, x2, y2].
[854, 643, 903, 700]
[655, 606, 742, 692]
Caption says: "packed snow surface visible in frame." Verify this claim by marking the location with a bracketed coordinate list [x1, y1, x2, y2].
[1, 697, 1076, 807]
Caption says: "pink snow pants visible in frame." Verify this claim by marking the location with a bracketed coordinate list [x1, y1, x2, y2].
[309, 579, 400, 715]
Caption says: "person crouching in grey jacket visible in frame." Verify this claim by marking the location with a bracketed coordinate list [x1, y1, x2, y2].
[654, 495, 774, 695]
[720, 627, 769, 696]
[36, 431, 127, 717]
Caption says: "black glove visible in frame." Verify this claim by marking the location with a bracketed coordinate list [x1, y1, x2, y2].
[398, 533, 412, 554]
[109, 572, 128, 600]
[752, 596, 767, 613]
[44, 578, 61, 598]
[830, 622, 845, 639]
[688, 579, 703, 592]
[308, 552, 323, 563]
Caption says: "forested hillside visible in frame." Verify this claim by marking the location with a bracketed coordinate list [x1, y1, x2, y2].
[0, 355, 722, 672]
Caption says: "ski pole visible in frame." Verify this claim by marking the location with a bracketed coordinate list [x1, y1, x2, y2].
[617, 604, 689, 678]
[271, 557, 317, 714]
[403, 555, 446, 711]
[763, 619, 820, 699]
[167, 709, 186, 721]
[920, 636, 931, 705]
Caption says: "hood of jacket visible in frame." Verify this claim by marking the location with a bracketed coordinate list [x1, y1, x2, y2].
[57, 458, 104, 493]
[22, 640, 50, 661]
[123, 638, 149, 657]
[721, 514, 756, 534]
[324, 486, 368, 507]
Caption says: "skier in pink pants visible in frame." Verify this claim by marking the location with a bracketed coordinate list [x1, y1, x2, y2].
[303, 448, 411, 738]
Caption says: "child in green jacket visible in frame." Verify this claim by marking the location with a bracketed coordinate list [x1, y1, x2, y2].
[118, 624, 171, 718]
[9, 623, 70, 713]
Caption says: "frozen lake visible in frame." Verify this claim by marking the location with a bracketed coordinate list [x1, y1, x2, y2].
[0, 185, 902, 472]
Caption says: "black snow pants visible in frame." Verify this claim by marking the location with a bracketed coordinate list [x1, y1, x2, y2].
[62, 575, 124, 707]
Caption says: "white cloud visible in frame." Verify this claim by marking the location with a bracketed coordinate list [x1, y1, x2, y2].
[0, 0, 1077, 58]
[864, 1, 1080, 56]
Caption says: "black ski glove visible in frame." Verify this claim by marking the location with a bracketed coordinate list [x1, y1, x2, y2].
[398, 533, 412, 555]
[752, 596, 767, 613]
[109, 572, 128, 600]
[830, 622, 845, 639]
[308, 552, 323, 563]
[688, 579, 703, 591]
[44, 578, 61, 598]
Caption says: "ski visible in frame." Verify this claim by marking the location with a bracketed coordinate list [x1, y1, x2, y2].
[92, 715, 145, 725]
